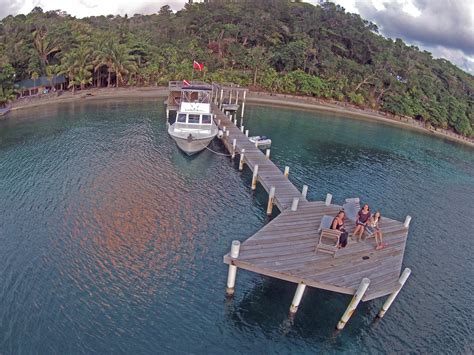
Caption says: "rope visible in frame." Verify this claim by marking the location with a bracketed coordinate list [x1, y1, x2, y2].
[199, 138, 233, 156]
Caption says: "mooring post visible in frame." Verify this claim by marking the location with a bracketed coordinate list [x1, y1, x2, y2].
[217, 119, 221, 126]
[241, 125, 244, 133]
[241, 91, 247, 118]
[219, 89, 224, 109]
[226, 130, 230, 137]
[235, 91, 239, 105]
[404, 216, 412, 228]
[239, 149, 246, 171]
[223, 126, 226, 133]
[255, 139, 259, 148]
[251, 165, 259, 190]
[284, 166, 290, 178]
[229, 90, 232, 105]
[245, 130, 249, 137]
[265, 149, 270, 159]
[336, 278, 371, 330]
[267, 186, 276, 215]
[291, 198, 299, 211]
[240, 118, 243, 127]
[166, 109, 169, 119]
[302, 185, 308, 199]
[226, 240, 241, 296]
[377, 268, 411, 319]
[325, 193, 332, 206]
[232, 139, 237, 159]
[289, 282, 306, 314]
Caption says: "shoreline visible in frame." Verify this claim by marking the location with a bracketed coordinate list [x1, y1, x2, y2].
[4, 86, 473, 148]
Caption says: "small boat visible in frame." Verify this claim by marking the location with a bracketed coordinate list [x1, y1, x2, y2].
[0, 107, 10, 117]
[168, 84, 218, 155]
[249, 135, 272, 149]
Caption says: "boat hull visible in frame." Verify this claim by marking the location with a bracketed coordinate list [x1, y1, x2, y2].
[171, 135, 215, 155]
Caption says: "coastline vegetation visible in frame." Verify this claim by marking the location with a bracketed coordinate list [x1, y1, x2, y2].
[0, 1, 472, 137]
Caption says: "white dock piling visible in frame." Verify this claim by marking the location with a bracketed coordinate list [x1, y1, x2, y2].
[404, 216, 412, 228]
[302, 185, 308, 199]
[255, 139, 259, 148]
[219, 89, 224, 109]
[223, 126, 226, 132]
[217, 119, 221, 125]
[336, 278, 370, 330]
[240, 119, 243, 127]
[251, 165, 259, 190]
[284, 166, 290, 178]
[241, 125, 244, 133]
[291, 198, 299, 211]
[241, 91, 246, 118]
[239, 149, 245, 171]
[289, 283, 306, 314]
[232, 139, 237, 159]
[166, 109, 169, 119]
[235, 91, 239, 105]
[267, 186, 275, 215]
[325, 193, 332, 206]
[265, 149, 270, 159]
[377, 268, 411, 319]
[226, 130, 230, 137]
[245, 130, 249, 137]
[226, 240, 241, 296]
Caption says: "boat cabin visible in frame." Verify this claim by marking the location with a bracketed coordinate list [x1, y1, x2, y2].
[176, 112, 213, 125]
[178, 85, 213, 115]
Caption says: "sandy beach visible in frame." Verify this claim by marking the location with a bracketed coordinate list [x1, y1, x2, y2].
[5, 86, 473, 148]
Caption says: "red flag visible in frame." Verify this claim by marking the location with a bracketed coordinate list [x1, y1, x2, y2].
[183, 79, 190, 86]
[193, 60, 204, 71]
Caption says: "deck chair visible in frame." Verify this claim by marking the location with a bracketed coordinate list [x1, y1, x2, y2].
[316, 215, 341, 257]
[316, 229, 341, 257]
[343, 197, 360, 222]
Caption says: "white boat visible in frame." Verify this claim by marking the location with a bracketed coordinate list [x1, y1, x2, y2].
[167, 84, 218, 155]
[249, 136, 272, 149]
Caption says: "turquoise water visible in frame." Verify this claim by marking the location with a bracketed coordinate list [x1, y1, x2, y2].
[0, 99, 473, 353]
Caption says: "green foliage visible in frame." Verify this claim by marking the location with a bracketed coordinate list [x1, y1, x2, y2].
[0, 1, 472, 136]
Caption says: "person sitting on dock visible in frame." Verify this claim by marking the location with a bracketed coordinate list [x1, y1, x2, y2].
[331, 211, 348, 248]
[366, 211, 385, 249]
[353, 204, 371, 242]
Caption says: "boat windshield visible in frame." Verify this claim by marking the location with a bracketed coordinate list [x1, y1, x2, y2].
[175, 113, 213, 125]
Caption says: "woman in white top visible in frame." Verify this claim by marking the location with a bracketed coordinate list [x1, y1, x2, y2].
[366, 211, 385, 249]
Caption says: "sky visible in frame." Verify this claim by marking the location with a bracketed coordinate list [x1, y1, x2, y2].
[1, 0, 473, 73]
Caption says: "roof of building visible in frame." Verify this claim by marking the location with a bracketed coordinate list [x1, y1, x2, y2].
[14, 75, 66, 89]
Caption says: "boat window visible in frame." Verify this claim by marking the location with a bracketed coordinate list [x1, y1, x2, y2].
[177, 113, 187, 123]
[188, 114, 200, 124]
[201, 114, 212, 124]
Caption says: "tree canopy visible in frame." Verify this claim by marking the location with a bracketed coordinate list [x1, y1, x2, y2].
[0, 1, 472, 136]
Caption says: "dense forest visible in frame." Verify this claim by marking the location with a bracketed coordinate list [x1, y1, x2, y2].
[0, 1, 472, 136]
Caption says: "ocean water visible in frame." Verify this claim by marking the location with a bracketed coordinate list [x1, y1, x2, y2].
[0, 99, 472, 354]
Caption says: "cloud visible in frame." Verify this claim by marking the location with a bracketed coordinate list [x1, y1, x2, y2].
[356, 0, 474, 55]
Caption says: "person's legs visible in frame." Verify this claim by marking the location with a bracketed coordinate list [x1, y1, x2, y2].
[353, 224, 362, 239]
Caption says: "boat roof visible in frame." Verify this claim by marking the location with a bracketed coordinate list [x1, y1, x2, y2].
[181, 85, 212, 91]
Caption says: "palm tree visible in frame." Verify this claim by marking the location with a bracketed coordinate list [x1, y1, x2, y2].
[31, 71, 39, 95]
[94, 42, 137, 87]
[60, 43, 93, 94]
[32, 25, 61, 69]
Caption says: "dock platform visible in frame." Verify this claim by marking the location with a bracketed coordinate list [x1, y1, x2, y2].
[212, 93, 412, 328]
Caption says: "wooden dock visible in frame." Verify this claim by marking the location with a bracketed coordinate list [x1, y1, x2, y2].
[211, 91, 412, 329]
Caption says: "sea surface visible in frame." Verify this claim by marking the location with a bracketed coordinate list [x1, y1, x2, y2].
[0, 99, 473, 354]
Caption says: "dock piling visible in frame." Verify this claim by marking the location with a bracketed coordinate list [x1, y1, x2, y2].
[239, 149, 245, 171]
[325, 193, 332, 206]
[226, 130, 230, 137]
[336, 278, 370, 330]
[232, 139, 237, 159]
[302, 185, 308, 199]
[267, 186, 276, 215]
[241, 91, 246, 118]
[377, 268, 411, 319]
[289, 283, 306, 314]
[404, 216, 412, 228]
[291, 198, 299, 211]
[166, 109, 169, 119]
[265, 149, 270, 159]
[252, 165, 259, 190]
[284, 166, 290, 178]
[219, 89, 224, 109]
[226, 240, 241, 296]
[241, 125, 244, 133]
[245, 130, 249, 137]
